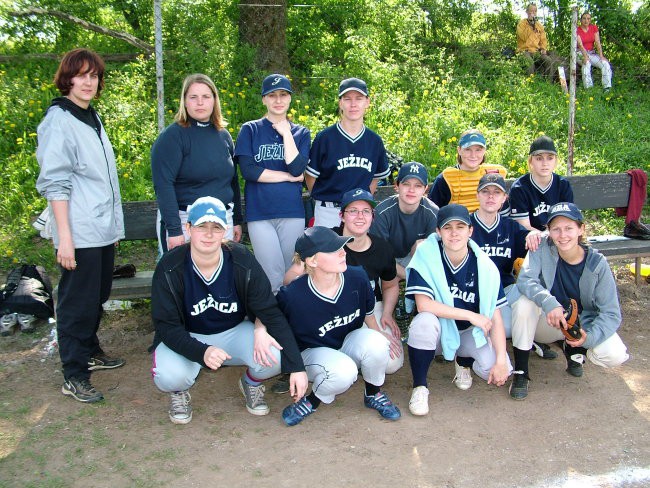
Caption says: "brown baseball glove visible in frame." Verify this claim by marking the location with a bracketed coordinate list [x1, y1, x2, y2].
[562, 298, 582, 341]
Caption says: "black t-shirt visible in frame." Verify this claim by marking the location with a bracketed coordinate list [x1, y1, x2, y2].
[333, 225, 397, 302]
[550, 254, 586, 313]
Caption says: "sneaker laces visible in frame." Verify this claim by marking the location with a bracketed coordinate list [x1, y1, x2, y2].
[453, 367, 472, 383]
[170, 391, 190, 413]
[243, 383, 266, 407]
[410, 387, 429, 406]
[368, 392, 392, 407]
[77, 378, 98, 393]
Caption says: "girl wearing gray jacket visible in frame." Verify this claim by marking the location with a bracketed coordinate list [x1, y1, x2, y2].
[509, 202, 628, 400]
[36, 49, 125, 404]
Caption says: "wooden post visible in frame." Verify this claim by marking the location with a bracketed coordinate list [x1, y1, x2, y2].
[567, 5, 578, 176]
[154, 0, 165, 133]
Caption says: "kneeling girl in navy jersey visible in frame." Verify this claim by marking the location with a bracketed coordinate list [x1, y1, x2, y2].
[150, 197, 307, 424]
[277, 227, 402, 426]
[405, 204, 512, 416]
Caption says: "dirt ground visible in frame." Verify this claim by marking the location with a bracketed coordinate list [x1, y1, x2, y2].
[0, 265, 649, 488]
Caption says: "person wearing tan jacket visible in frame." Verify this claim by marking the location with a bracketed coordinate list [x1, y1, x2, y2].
[516, 4, 555, 80]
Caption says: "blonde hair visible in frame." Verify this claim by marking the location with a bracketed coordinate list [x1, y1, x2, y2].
[175, 73, 227, 129]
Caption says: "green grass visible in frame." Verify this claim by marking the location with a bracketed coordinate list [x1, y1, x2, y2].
[0, 36, 649, 273]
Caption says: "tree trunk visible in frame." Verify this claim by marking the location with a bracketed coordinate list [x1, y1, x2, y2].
[238, 0, 290, 73]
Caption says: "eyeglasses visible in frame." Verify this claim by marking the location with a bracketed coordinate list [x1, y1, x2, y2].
[191, 223, 225, 233]
[344, 209, 373, 217]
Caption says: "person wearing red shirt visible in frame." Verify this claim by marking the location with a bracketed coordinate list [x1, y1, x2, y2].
[577, 12, 612, 90]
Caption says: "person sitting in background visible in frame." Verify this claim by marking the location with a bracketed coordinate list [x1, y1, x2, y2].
[516, 4, 564, 82]
[577, 12, 612, 91]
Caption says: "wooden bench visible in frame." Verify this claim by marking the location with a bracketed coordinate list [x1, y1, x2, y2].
[111, 172, 648, 299]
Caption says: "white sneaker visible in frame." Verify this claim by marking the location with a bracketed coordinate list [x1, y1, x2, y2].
[169, 390, 192, 424]
[409, 386, 429, 416]
[453, 362, 473, 390]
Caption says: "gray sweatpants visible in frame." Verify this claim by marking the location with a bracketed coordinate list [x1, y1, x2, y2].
[302, 328, 390, 404]
[407, 311, 512, 381]
[152, 320, 281, 392]
[248, 218, 305, 294]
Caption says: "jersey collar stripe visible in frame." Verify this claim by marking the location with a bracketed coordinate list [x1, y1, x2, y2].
[191, 248, 223, 285]
[336, 122, 366, 143]
[307, 273, 345, 303]
[530, 173, 554, 193]
[473, 213, 500, 233]
[442, 249, 469, 274]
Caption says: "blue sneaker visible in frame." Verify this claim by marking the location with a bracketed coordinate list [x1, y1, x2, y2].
[364, 391, 401, 420]
[282, 396, 315, 426]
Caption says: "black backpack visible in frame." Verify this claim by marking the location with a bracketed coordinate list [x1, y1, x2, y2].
[0, 265, 54, 319]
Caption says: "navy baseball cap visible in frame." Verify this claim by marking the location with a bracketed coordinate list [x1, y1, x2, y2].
[546, 202, 584, 224]
[397, 161, 428, 185]
[338, 78, 368, 97]
[477, 173, 507, 192]
[187, 197, 228, 228]
[529, 135, 557, 155]
[459, 131, 486, 149]
[295, 226, 352, 260]
[341, 188, 377, 210]
[437, 204, 471, 228]
[261, 74, 293, 96]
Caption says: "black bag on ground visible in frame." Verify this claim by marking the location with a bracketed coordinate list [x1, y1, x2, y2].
[0, 265, 54, 318]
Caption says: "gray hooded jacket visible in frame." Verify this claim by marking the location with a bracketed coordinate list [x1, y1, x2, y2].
[516, 237, 621, 349]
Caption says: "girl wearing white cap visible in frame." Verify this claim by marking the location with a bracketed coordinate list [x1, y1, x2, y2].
[276, 226, 402, 426]
[509, 202, 628, 400]
[150, 196, 308, 424]
[234, 74, 311, 294]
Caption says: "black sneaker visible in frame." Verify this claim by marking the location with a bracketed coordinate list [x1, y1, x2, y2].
[88, 354, 125, 371]
[566, 354, 585, 377]
[509, 371, 530, 400]
[532, 341, 558, 360]
[271, 373, 290, 394]
[62, 377, 104, 403]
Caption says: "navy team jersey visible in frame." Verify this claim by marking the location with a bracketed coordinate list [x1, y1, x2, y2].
[470, 213, 528, 288]
[406, 242, 506, 330]
[307, 122, 390, 203]
[509, 173, 574, 230]
[183, 248, 246, 335]
[550, 255, 586, 314]
[234, 117, 311, 222]
[276, 266, 376, 351]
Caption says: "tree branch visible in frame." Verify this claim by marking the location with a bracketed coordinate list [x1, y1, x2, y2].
[9, 7, 153, 55]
